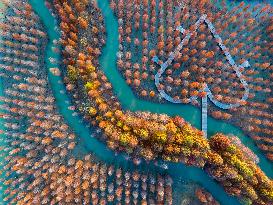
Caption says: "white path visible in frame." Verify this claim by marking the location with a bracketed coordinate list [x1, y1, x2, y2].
[153, 15, 250, 138]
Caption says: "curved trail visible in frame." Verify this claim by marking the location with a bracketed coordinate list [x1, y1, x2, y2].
[26, 0, 272, 205]
[152, 14, 250, 137]
[153, 15, 249, 107]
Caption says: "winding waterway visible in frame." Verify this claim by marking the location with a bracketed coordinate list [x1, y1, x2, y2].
[4, 0, 271, 204]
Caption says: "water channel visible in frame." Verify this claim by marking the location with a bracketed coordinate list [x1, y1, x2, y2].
[2, 0, 271, 204]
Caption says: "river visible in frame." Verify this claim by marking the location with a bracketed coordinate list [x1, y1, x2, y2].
[1, 0, 271, 204]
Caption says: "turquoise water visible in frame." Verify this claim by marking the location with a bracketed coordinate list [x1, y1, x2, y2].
[0, 3, 7, 202]
[0, 0, 270, 204]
